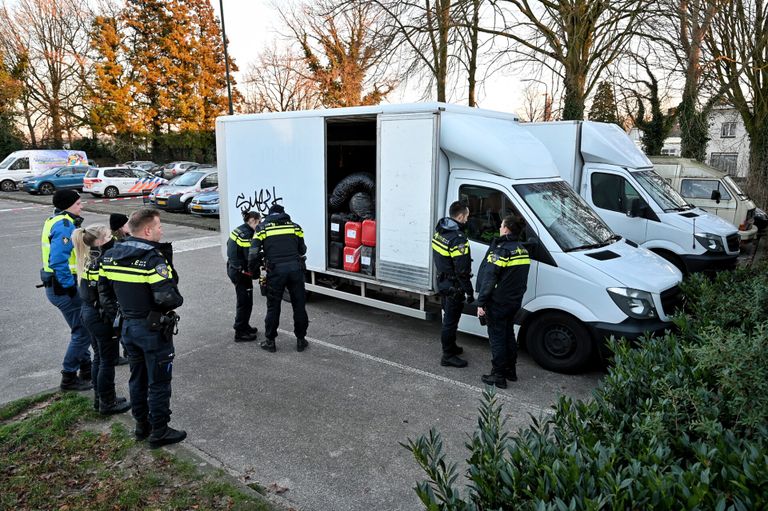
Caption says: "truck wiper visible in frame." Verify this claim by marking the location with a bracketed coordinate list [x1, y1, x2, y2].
[566, 241, 610, 252]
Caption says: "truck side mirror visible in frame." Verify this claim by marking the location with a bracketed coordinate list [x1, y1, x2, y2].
[627, 197, 643, 218]
[710, 189, 722, 203]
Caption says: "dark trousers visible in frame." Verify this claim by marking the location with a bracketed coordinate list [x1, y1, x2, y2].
[232, 274, 254, 333]
[486, 302, 519, 373]
[265, 270, 308, 341]
[45, 286, 91, 373]
[81, 304, 120, 402]
[122, 318, 175, 430]
[440, 295, 464, 356]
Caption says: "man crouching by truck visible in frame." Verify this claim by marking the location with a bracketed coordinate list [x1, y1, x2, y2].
[99, 208, 186, 449]
[432, 200, 474, 368]
[249, 204, 309, 353]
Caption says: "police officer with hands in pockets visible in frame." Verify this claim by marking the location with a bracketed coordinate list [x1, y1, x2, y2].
[227, 210, 261, 342]
[99, 208, 186, 448]
[249, 204, 309, 353]
[432, 200, 474, 368]
[475, 214, 531, 389]
[40, 189, 93, 391]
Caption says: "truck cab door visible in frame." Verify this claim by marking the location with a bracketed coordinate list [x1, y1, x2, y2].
[584, 166, 649, 245]
[679, 178, 737, 225]
[447, 174, 539, 337]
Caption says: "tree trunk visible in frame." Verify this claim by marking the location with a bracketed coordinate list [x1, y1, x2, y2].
[678, 89, 708, 162]
[466, 0, 479, 107]
[436, 0, 450, 102]
[747, 125, 768, 209]
[562, 73, 586, 120]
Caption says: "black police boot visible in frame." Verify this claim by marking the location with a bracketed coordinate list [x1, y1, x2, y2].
[78, 364, 92, 384]
[99, 397, 131, 416]
[504, 365, 518, 382]
[234, 330, 258, 342]
[148, 426, 187, 449]
[260, 339, 276, 352]
[247, 325, 259, 335]
[60, 371, 92, 391]
[135, 420, 151, 441]
[440, 355, 468, 368]
[481, 372, 507, 389]
[296, 338, 308, 352]
[448, 344, 464, 356]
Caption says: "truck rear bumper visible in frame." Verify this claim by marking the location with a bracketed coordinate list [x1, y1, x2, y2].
[680, 252, 738, 273]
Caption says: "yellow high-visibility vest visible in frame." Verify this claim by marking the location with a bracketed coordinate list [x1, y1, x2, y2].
[41, 213, 77, 274]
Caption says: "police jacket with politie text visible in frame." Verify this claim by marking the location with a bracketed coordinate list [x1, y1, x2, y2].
[41, 210, 83, 289]
[98, 236, 183, 321]
[249, 212, 306, 274]
[78, 239, 114, 309]
[227, 222, 255, 272]
[432, 217, 474, 299]
[475, 235, 530, 309]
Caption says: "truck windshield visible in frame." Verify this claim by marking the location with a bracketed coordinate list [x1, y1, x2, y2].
[0, 156, 14, 169]
[724, 176, 749, 200]
[632, 170, 692, 212]
[514, 181, 618, 252]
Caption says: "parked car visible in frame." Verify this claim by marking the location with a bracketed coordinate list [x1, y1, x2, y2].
[189, 187, 219, 217]
[148, 168, 218, 212]
[123, 161, 158, 171]
[0, 149, 88, 192]
[20, 165, 92, 195]
[160, 161, 198, 179]
[83, 167, 168, 198]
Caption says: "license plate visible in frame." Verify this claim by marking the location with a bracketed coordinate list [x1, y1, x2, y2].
[157, 199, 167, 205]
[192, 205, 203, 211]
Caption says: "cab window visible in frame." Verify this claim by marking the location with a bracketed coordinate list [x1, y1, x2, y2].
[459, 184, 526, 244]
[591, 172, 644, 213]
[680, 179, 732, 201]
[9, 157, 29, 170]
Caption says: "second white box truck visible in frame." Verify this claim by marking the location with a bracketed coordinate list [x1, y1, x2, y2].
[216, 103, 682, 373]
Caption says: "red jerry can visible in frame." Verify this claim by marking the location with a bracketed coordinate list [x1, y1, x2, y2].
[345, 221, 362, 248]
[362, 219, 376, 247]
[344, 246, 361, 272]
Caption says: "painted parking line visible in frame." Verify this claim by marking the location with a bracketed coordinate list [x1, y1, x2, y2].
[0, 204, 50, 213]
[173, 235, 221, 253]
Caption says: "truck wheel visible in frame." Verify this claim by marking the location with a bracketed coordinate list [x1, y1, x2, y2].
[104, 186, 119, 198]
[526, 312, 593, 373]
[39, 182, 54, 195]
[1, 179, 16, 192]
[652, 249, 687, 276]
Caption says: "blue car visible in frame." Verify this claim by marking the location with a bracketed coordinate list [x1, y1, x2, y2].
[189, 188, 219, 217]
[20, 165, 92, 195]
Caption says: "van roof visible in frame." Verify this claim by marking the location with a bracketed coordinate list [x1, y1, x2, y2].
[650, 156, 729, 179]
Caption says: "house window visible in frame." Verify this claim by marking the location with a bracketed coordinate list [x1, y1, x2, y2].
[710, 153, 738, 175]
[721, 122, 737, 138]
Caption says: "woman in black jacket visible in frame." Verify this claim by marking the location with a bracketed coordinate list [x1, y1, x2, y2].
[227, 210, 261, 342]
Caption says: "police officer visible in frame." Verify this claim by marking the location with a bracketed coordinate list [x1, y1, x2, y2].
[109, 212, 131, 365]
[227, 210, 261, 342]
[40, 189, 92, 391]
[248, 204, 308, 353]
[432, 200, 474, 368]
[99, 208, 186, 448]
[72, 224, 131, 415]
[475, 215, 531, 388]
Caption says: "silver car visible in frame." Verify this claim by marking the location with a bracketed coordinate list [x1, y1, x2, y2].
[149, 168, 218, 212]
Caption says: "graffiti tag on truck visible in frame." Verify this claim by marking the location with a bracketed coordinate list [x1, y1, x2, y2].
[235, 186, 283, 214]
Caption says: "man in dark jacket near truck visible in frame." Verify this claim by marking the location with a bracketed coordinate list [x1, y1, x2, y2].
[227, 210, 261, 342]
[476, 215, 531, 388]
[432, 201, 474, 368]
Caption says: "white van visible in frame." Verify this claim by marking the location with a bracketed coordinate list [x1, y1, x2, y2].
[216, 103, 683, 373]
[650, 156, 758, 241]
[522, 122, 741, 274]
[0, 150, 88, 192]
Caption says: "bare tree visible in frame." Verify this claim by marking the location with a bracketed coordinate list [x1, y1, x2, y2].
[482, 0, 651, 120]
[519, 83, 546, 122]
[709, 0, 768, 207]
[242, 45, 321, 113]
[0, 0, 92, 147]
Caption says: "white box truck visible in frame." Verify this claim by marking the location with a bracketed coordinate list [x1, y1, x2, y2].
[0, 149, 88, 192]
[650, 156, 758, 241]
[522, 121, 741, 274]
[216, 103, 682, 373]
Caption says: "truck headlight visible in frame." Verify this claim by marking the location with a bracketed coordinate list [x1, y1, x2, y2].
[607, 287, 657, 319]
[694, 233, 724, 253]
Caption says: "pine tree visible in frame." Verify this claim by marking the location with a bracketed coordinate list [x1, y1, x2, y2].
[588, 81, 620, 125]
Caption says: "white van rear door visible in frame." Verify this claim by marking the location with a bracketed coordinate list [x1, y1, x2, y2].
[377, 112, 439, 291]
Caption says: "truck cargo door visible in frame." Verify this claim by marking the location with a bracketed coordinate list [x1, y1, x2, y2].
[377, 112, 439, 291]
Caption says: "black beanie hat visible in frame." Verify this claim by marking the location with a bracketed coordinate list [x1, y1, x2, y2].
[268, 204, 285, 215]
[52, 189, 80, 211]
[110, 213, 129, 231]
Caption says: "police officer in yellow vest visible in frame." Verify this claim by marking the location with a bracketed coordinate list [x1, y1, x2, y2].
[40, 190, 93, 391]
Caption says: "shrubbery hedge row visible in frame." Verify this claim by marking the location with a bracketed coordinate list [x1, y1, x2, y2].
[405, 264, 768, 510]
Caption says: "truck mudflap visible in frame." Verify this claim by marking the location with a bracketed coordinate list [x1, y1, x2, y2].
[680, 252, 738, 273]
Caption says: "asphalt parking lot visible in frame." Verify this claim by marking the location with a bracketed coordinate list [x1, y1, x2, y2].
[0, 194, 603, 511]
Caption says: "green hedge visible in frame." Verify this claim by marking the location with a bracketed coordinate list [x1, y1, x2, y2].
[405, 264, 768, 510]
